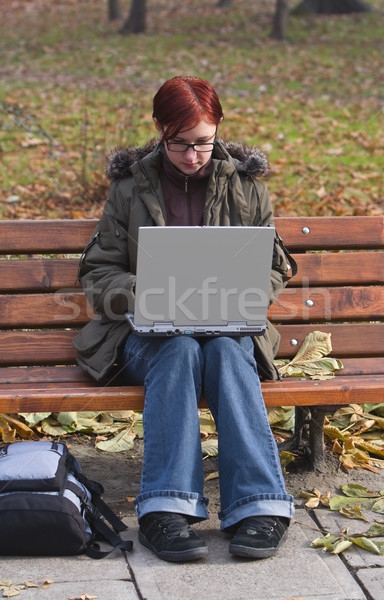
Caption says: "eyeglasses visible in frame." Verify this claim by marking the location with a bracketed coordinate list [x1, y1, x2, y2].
[166, 128, 217, 153]
[166, 141, 216, 153]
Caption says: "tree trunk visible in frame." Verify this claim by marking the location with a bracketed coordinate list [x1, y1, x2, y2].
[270, 0, 289, 40]
[108, 0, 122, 21]
[120, 0, 147, 34]
[217, 0, 233, 6]
[293, 0, 372, 14]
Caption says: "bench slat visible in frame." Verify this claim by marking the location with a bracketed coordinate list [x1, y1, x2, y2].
[277, 322, 384, 357]
[0, 331, 77, 364]
[2, 253, 383, 292]
[0, 259, 81, 292]
[1, 323, 383, 366]
[0, 365, 93, 384]
[0, 220, 96, 253]
[2, 286, 384, 328]
[0, 293, 93, 327]
[290, 252, 384, 286]
[270, 286, 384, 322]
[276, 216, 384, 250]
[1, 216, 383, 253]
[1, 374, 384, 413]
[0, 357, 382, 387]
[1, 323, 384, 364]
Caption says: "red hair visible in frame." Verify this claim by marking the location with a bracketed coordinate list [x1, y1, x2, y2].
[152, 76, 224, 140]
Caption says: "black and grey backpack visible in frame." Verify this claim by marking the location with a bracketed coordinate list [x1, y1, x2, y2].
[0, 440, 133, 558]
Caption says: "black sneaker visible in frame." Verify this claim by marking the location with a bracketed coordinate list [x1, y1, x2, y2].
[138, 512, 208, 562]
[229, 516, 289, 559]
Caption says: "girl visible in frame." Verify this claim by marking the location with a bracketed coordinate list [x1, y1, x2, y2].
[74, 76, 295, 562]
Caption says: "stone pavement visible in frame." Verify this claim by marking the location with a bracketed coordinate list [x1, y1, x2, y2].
[1, 507, 383, 600]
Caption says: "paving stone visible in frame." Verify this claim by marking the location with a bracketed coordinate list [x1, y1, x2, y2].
[0, 549, 139, 600]
[125, 511, 367, 600]
[0, 580, 139, 600]
[314, 509, 384, 568]
[355, 567, 384, 600]
[0, 549, 131, 582]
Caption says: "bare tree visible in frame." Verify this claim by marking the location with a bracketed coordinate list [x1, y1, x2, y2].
[108, 0, 122, 21]
[293, 0, 372, 13]
[120, 0, 147, 34]
[270, 0, 290, 40]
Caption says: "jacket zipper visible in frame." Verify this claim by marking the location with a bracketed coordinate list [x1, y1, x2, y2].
[76, 231, 100, 283]
[209, 162, 223, 223]
[185, 176, 193, 226]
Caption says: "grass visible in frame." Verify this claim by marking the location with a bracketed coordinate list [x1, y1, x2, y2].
[0, 0, 383, 219]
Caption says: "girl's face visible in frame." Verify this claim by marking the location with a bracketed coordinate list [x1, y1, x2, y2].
[160, 120, 217, 176]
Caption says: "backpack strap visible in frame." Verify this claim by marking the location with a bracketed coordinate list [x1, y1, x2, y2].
[91, 493, 128, 534]
[74, 472, 128, 533]
[84, 512, 133, 559]
[67, 473, 134, 557]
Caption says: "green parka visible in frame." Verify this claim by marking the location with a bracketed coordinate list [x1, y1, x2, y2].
[73, 140, 292, 382]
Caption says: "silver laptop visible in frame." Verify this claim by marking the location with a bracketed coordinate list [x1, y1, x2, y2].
[126, 226, 275, 336]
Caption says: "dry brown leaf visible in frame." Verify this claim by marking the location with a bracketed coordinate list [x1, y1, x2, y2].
[205, 471, 219, 482]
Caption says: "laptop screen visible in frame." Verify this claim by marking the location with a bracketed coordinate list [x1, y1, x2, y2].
[132, 226, 274, 333]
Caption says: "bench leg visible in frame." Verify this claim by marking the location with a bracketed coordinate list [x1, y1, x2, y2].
[278, 406, 310, 454]
[278, 406, 325, 472]
[309, 407, 325, 472]
[294, 406, 310, 445]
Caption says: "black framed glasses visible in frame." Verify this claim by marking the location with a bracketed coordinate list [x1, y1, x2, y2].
[166, 129, 217, 153]
[166, 141, 216, 153]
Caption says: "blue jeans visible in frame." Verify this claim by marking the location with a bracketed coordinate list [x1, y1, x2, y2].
[120, 334, 294, 530]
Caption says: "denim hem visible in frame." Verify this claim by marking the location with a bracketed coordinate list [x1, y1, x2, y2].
[219, 494, 295, 531]
[134, 490, 210, 522]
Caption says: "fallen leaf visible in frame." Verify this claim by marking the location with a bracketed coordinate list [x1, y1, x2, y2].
[276, 331, 343, 379]
[280, 450, 295, 474]
[96, 429, 135, 452]
[350, 537, 383, 555]
[305, 496, 321, 509]
[205, 471, 219, 482]
[199, 410, 216, 435]
[339, 506, 370, 522]
[0, 584, 25, 598]
[341, 484, 382, 498]
[201, 438, 218, 458]
[329, 496, 376, 512]
[331, 538, 354, 554]
[311, 521, 384, 556]
[299, 488, 330, 508]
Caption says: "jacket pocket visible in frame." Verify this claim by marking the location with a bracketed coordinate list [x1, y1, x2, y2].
[73, 316, 130, 381]
[72, 315, 111, 357]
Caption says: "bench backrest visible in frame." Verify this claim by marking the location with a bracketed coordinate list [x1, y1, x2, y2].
[1, 217, 383, 374]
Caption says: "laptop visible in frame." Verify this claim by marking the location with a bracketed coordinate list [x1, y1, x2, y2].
[125, 226, 275, 336]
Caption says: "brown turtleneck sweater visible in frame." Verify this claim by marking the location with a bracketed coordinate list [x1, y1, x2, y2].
[159, 153, 213, 226]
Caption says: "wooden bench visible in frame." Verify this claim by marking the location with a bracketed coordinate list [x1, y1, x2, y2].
[1, 216, 384, 470]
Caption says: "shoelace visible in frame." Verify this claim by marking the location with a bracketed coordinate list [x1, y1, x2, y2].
[156, 514, 192, 538]
[238, 516, 279, 535]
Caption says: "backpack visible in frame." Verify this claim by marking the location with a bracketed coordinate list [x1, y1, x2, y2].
[0, 440, 133, 558]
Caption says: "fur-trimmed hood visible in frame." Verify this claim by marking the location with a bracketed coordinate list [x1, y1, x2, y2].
[105, 139, 271, 181]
